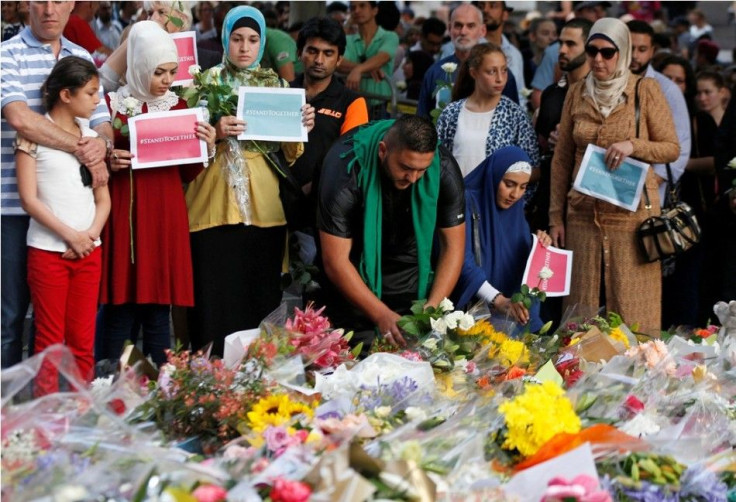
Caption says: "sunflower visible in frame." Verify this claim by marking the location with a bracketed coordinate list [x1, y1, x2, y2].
[247, 394, 292, 432]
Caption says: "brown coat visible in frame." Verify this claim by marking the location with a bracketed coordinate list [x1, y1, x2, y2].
[550, 76, 679, 334]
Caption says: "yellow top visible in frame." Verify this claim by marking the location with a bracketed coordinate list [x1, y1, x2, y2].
[186, 141, 303, 232]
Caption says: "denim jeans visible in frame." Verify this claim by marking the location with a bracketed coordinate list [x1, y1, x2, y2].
[100, 304, 170, 366]
[1, 215, 31, 368]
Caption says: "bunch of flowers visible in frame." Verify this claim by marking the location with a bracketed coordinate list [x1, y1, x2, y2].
[132, 349, 271, 451]
[246, 393, 318, 433]
[397, 298, 483, 371]
[285, 303, 358, 370]
[497, 381, 581, 458]
[625, 340, 677, 376]
[179, 64, 235, 121]
[353, 376, 431, 433]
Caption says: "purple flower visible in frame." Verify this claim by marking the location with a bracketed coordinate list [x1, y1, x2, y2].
[600, 476, 679, 502]
[680, 465, 728, 501]
[357, 377, 420, 412]
[190, 356, 212, 374]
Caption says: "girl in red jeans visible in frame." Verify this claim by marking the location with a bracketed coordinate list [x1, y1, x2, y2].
[16, 56, 110, 394]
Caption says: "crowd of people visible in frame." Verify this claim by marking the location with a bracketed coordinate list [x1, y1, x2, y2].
[1, 1, 734, 388]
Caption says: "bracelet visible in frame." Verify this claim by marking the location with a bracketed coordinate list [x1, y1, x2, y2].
[490, 293, 501, 309]
[207, 145, 216, 159]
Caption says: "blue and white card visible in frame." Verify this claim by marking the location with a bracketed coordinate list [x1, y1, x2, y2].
[573, 144, 649, 212]
[236, 87, 307, 142]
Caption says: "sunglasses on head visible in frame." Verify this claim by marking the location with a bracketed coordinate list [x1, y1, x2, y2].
[585, 45, 618, 60]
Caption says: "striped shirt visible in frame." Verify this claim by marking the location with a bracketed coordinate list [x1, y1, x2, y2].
[1, 27, 110, 215]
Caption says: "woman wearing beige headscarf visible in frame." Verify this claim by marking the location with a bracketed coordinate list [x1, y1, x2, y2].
[549, 18, 679, 335]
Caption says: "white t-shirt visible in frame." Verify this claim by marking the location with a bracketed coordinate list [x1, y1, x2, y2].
[451, 103, 494, 177]
[16, 116, 100, 252]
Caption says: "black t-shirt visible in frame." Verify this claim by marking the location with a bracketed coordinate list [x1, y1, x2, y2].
[316, 130, 465, 329]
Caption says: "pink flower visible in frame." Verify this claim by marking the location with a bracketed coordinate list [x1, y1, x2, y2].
[399, 350, 424, 362]
[270, 478, 312, 502]
[286, 303, 331, 336]
[264, 426, 291, 453]
[192, 485, 228, 502]
[252, 457, 271, 473]
[465, 361, 477, 374]
[623, 395, 644, 415]
[541, 475, 612, 502]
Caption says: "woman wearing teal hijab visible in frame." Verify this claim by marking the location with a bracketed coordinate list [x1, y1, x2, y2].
[185, 6, 315, 357]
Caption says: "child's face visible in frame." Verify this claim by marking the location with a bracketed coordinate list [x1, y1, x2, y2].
[69, 76, 101, 119]
[149, 63, 178, 97]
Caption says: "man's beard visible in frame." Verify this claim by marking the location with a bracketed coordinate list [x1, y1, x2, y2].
[485, 21, 501, 32]
[560, 52, 587, 72]
[630, 61, 649, 75]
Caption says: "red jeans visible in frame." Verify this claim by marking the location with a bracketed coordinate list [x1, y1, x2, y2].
[27, 246, 101, 395]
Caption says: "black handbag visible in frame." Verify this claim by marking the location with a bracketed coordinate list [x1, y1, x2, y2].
[633, 78, 701, 262]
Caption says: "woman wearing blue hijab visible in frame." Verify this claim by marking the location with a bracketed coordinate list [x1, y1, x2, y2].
[184, 6, 316, 357]
[453, 146, 551, 331]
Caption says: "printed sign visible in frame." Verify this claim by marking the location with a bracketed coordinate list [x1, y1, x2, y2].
[128, 108, 207, 169]
[521, 234, 573, 297]
[573, 144, 649, 211]
[236, 87, 307, 142]
[171, 31, 198, 87]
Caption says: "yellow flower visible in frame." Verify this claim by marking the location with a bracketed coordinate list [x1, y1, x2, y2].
[494, 339, 529, 367]
[246, 395, 316, 432]
[498, 381, 581, 457]
[609, 327, 630, 349]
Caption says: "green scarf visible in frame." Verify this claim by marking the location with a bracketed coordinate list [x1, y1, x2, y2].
[345, 120, 441, 300]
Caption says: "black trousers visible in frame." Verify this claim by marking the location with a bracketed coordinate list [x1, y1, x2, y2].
[187, 224, 286, 357]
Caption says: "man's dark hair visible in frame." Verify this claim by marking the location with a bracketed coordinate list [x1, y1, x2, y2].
[376, 1, 400, 31]
[562, 17, 593, 41]
[297, 16, 347, 55]
[421, 17, 446, 38]
[326, 2, 348, 14]
[385, 115, 438, 153]
[627, 20, 655, 40]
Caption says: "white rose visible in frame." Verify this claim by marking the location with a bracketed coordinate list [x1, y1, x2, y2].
[430, 317, 448, 335]
[441, 62, 457, 74]
[404, 406, 427, 422]
[538, 266, 554, 280]
[520, 87, 533, 98]
[122, 96, 138, 114]
[727, 157, 736, 169]
[188, 64, 202, 76]
[210, 66, 222, 79]
[438, 298, 454, 312]
[375, 405, 392, 418]
[395, 80, 407, 91]
[444, 311, 464, 330]
[458, 313, 475, 331]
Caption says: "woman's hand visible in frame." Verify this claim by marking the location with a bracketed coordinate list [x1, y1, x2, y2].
[195, 120, 217, 150]
[215, 116, 246, 140]
[109, 149, 134, 172]
[301, 104, 316, 134]
[536, 229, 552, 247]
[605, 140, 634, 170]
[65, 230, 96, 258]
[493, 295, 530, 325]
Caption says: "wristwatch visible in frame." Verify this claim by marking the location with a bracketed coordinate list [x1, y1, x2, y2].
[102, 136, 114, 159]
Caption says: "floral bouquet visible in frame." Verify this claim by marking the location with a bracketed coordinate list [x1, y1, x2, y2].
[179, 64, 236, 122]
[131, 349, 272, 453]
[396, 298, 486, 371]
[429, 62, 458, 124]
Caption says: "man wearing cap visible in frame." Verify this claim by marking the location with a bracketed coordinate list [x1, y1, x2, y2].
[317, 115, 465, 352]
[529, 0, 609, 110]
[476, 1, 527, 107]
[417, 3, 518, 117]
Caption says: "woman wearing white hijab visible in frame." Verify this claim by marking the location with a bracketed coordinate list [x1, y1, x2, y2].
[99, 21, 216, 366]
[549, 18, 679, 335]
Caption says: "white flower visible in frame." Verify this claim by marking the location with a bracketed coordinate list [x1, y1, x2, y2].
[374, 405, 392, 418]
[444, 311, 465, 330]
[395, 80, 407, 91]
[620, 412, 661, 437]
[438, 298, 454, 313]
[89, 375, 113, 400]
[54, 485, 89, 502]
[458, 313, 475, 331]
[399, 439, 423, 462]
[210, 66, 222, 79]
[520, 87, 533, 98]
[430, 317, 448, 335]
[538, 266, 554, 280]
[404, 406, 427, 422]
[422, 337, 439, 350]
[441, 62, 457, 74]
[188, 64, 202, 76]
[728, 157, 736, 169]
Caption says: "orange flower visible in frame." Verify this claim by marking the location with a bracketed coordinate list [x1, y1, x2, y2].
[505, 366, 527, 380]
